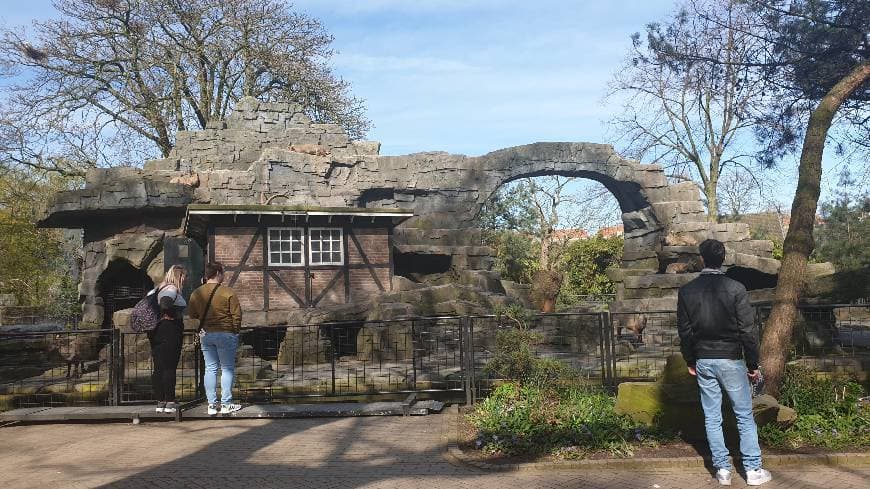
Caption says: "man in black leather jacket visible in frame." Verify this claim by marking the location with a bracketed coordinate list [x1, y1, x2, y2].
[677, 239, 771, 486]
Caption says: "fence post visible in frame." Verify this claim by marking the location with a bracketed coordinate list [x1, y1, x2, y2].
[410, 319, 417, 391]
[600, 311, 616, 388]
[461, 316, 474, 406]
[110, 329, 122, 406]
[330, 326, 337, 396]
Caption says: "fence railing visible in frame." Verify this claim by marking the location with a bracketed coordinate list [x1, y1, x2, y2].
[1, 303, 867, 411]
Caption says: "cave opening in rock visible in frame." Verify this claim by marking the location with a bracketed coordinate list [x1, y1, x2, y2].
[321, 322, 364, 358]
[242, 328, 287, 361]
[98, 260, 154, 329]
[725, 266, 778, 291]
[393, 250, 453, 283]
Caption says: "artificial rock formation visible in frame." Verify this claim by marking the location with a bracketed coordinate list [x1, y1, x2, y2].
[40, 98, 782, 324]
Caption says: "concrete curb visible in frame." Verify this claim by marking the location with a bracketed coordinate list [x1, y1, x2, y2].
[443, 405, 870, 472]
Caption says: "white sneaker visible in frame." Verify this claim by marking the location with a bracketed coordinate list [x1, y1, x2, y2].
[715, 468, 732, 486]
[162, 403, 178, 414]
[746, 468, 772, 486]
[207, 404, 219, 416]
[220, 402, 242, 414]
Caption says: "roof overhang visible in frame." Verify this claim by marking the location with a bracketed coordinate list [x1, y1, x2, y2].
[183, 204, 415, 235]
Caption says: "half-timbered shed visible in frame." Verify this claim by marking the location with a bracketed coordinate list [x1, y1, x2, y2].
[184, 205, 413, 319]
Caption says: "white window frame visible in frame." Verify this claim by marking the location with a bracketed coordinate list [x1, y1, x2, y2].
[267, 227, 305, 267]
[308, 227, 344, 266]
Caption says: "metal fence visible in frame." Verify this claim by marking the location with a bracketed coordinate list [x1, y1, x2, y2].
[0, 328, 113, 411]
[1, 303, 867, 411]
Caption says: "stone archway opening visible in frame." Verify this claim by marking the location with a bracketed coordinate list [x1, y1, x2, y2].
[477, 174, 628, 309]
[97, 260, 154, 329]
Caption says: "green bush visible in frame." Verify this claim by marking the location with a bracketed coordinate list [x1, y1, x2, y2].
[484, 306, 577, 386]
[467, 383, 674, 457]
[758, 365, 869, 449]
[779, 365, 863, 416]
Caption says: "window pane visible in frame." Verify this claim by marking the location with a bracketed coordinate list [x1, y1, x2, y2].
[311, 241, 320, 251]
[291, 252, 301, 264]
[271, 252, 281, 264]
[292, 230, 302, 240]
[281, 242, 290, 251]
[321, 240, 332, 253]
[280, 230, 290, 240]
[311, 230, 321, 241]
[292, 242, 301, 252]
[330, 230, 341, 241]
[270, 230, 279, 240]
[312, 252, 321, 263]
[332, 252, 342, 263]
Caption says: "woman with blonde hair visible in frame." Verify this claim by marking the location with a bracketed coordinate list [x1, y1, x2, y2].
[148, 264, 188, 413]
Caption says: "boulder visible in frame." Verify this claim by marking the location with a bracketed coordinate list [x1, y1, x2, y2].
[356, 323, 413, 362]
[500, 281, 533, 309]
[457, 270, 505, 294]
[276, 326, 329, 366]
[616, 354, 798, 439]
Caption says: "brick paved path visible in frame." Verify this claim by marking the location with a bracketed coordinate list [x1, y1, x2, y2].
[1, 414, 867, 489]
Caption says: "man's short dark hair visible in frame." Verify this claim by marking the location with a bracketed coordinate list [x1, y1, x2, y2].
[698, 239, 725, 268]
[204, 262, 224, 280]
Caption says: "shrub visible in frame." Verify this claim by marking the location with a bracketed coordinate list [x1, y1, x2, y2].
[779, 365, 863, 416]
[467, 383, 674, 457]
[758, 365, 869, 449]
[484, 305, 577, 386]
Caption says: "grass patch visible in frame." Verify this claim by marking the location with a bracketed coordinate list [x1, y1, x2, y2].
[466, 383, 675, 458]
[759, 365, 869, 450]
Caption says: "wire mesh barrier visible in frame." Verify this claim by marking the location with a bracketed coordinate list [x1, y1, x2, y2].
[0, 329, 113, 410]
[468, 313, 609, 401]
[1, 304, 867, 411]
[754, 303, 870, 378]
[233, 317, 465, 402]
[609, 311, 683, 382]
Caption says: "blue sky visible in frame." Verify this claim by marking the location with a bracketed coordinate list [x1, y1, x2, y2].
[2, 0, 862, 213]
[291, 0, 673, 156]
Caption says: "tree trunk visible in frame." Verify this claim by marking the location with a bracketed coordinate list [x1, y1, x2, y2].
[760, 62, 870, 398]
[705, 180, 719, 223]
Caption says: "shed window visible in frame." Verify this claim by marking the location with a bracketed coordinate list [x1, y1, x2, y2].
[310, 228, 343, 265]
[268, 228, 304, 266]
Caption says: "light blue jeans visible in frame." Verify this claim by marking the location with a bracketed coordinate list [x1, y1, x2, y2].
[200, 332, 239, 405]
[695, 359, 762, 472]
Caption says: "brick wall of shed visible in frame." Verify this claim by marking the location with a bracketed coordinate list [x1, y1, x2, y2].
[211, 225, 393, 313]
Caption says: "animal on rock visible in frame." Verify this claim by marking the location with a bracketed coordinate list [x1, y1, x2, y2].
[617, 314, 647, 345]
[289, 143, 330, 156]
[49, 333, 100, 378]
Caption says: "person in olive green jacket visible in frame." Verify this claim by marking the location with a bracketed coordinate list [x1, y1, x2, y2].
[188, 262, 243, 415]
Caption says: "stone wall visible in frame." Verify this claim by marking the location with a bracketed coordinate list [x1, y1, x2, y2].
[40, 97, 783, 318]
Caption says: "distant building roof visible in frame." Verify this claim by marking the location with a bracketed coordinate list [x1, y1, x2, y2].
[597, 224, 624, 238]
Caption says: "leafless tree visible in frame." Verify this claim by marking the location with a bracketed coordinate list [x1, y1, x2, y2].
[526, 176, 619, 312]
[717, 167, 768, 218]
[0, 0, 370, 176]
[607, 0, 770, 221]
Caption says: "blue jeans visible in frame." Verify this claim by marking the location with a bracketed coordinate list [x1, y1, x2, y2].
[695, 359, 762, 472]
[200, 332, 239, 405]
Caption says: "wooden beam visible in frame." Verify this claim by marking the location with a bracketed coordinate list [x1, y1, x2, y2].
[311, 269, 345, 307]
[228, 228, 261, 288]
[268, 271, 306, 307]
[349, 232, 385, 292]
